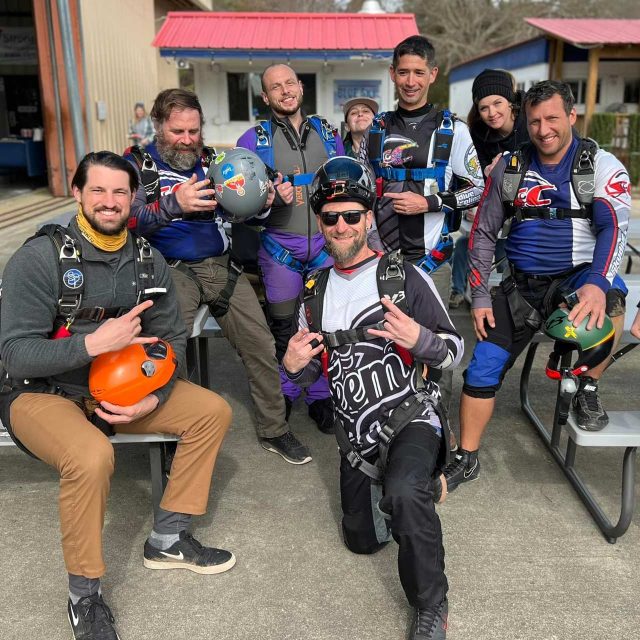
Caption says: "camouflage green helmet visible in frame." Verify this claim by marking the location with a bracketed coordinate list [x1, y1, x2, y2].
[544, 308, 615, 376]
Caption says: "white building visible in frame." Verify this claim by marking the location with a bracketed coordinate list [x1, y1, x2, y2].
[153, 9, 419, 146]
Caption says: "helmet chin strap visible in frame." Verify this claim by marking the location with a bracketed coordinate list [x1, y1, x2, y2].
[605, 343, 638, 371]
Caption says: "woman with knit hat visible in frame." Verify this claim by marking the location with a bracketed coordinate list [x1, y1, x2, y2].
[467, 68, 529, 174]
[449, 69, 527, 309]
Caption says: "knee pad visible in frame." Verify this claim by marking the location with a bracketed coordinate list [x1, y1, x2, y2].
[463, 341, 511, 391]
[463, 384, 497, 399]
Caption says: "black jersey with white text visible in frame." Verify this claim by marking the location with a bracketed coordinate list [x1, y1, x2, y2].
[290, 254, 463, 454]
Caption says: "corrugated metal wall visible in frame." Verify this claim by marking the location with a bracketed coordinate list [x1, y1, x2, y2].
[79, 0, 177, 153]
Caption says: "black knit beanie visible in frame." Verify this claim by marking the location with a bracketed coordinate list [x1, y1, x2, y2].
[472, 69, 515, 104]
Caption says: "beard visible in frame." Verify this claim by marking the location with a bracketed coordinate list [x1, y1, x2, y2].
[325, 232, 366, 266]
[84, 207, 128, 236]
[156, 129, 204, 171]
[271, 94, 302, 118]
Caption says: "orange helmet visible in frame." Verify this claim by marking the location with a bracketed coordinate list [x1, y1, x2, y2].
[89, 340, 177, 406]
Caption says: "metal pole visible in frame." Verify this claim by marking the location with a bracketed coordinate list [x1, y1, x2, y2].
[45, 0, 68, 195]
[56, 0, 86, 161]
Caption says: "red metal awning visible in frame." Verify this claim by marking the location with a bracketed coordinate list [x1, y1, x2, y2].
[153, 11, 419, 53]
[525, 18, 640, 47]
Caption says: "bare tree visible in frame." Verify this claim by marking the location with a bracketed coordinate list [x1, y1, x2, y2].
[403, 0, 640, 72]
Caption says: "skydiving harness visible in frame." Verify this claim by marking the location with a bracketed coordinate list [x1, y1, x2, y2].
[260, 232, 329, 275]
[496, 139, 597, 341]
[36, 224, 159, 335]
[252, 117, 336, 273]
[302, 250, 450, 481]
[127, 144, 244, 317]
[368, 110, 460, 275]
[501, 138, 596, 229]
[254, 115, 338, 187]
[0, 225, 160, 456]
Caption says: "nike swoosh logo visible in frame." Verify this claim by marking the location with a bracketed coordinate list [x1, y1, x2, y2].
[464, 462, 477, 479]
[160, 550, 184, 560]
[70, 604, 80, 627]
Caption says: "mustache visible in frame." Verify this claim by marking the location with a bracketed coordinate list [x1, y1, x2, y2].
[94, 206, 122, 213]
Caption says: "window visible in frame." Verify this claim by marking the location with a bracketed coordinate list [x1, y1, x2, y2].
[227, 72, 317, 122]
[565, 79, 601, 104]
[624, 78, 640, 103]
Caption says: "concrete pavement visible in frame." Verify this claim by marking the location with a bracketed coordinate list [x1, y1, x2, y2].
[0, 194, 639, 639]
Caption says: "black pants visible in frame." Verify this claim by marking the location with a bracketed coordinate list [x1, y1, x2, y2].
[339, 423, 447, 609]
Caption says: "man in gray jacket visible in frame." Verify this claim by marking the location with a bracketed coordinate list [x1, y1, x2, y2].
[0, 152, 234, 640]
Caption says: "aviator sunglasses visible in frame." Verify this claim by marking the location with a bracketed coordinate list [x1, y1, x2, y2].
[319, 210, 367, 226]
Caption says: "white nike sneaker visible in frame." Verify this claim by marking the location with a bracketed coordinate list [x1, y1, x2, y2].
[143, 531, 236, 575]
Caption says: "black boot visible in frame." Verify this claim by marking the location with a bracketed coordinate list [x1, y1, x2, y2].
[307, 398, 335, 434]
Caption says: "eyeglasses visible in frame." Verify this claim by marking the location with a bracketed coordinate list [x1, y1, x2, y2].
[319, 210, 367, 226]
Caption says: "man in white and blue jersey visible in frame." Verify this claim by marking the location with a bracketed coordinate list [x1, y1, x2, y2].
[441, 80, 630, 492]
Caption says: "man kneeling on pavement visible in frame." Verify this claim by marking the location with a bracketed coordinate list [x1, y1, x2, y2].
[0, 152, 234, 640]
[283, 156, 464, 640]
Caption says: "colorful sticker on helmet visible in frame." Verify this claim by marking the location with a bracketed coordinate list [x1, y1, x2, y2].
[564, 325, 578, 339]
[63, 268, 83, 289]
[215, 184, 224, 196]
[214, 152, 226, 165]
[221, 163, 234, 179]
[464, 144, 482, 180]
[224, 173, 246, 196]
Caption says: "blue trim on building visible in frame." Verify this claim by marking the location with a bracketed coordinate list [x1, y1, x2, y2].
[160, 48, 393, 61]
[563, 43, 589, 62]
[450, 38, 549, 82]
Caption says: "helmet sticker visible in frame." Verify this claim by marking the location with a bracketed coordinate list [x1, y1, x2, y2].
[259, 179, 268, 196]
[214, 152, 226, 165]
[224, 173, 246, 196]
[63, 268, 83, 289]
[564, 325, 578, 339]
[221, 163, 235, 179]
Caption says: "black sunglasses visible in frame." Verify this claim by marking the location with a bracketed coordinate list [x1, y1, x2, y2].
[319, 210, 367, 226]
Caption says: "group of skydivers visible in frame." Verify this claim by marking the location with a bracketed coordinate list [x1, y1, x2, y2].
[0, 33, 636, 640]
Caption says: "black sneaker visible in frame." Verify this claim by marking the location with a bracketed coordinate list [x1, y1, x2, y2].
[409, 600, 448, 640]
[440, 448, 480, 494]
[260, 431, 312, 464]
[143, 531, 236, 575]
[308, 397, 335, 434]
[68, 594, 120, 640]
[573, 376, 609, 431]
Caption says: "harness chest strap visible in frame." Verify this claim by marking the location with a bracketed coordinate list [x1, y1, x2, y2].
[254, 116, 338, 186]
[38, 226, 159, 336]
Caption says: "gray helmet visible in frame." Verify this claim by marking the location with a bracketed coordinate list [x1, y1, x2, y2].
[208, 148, 269, 222]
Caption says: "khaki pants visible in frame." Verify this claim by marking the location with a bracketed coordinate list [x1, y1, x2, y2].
[10, 380, 231, 578]
[171, 256, 287, 438]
